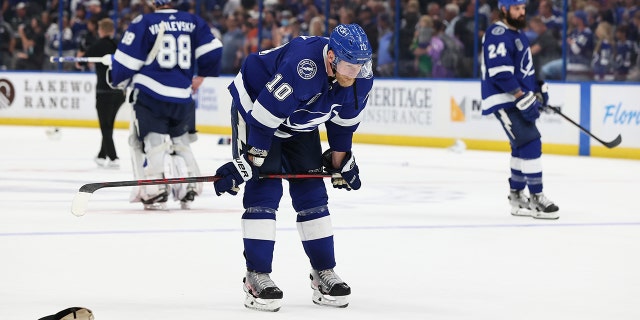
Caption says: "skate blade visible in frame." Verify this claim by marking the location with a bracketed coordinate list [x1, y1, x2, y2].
[312, 290, 349, 308]
[180, 201, 192, 210]
[244, 294, 281, 312]
[511, 207, 532, 217]
[532, 211, 559, 220]
[144, 202, 167, 210]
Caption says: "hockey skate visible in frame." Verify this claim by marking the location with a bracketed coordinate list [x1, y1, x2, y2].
[508, 189, 532, 217]
[310, 269, 350, 308]
[243, 271, 283, 312]
[141, 188, 168, 210]
[178, 184, 198, 210]
[529, 193, 559, 220]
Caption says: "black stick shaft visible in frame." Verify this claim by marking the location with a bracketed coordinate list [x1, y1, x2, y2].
[78, 173, 332, 193]
[548, 106, 622, 149]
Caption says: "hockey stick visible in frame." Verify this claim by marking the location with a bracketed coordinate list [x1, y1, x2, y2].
[547, 105, 622, 149]
[71, 173, 332, 216]
[50, 54, 112, 65]
[144, 21, 165, 65]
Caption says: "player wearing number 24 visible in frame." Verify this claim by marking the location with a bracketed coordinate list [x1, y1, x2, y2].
[213, 24, 373, 311]
[107, 0, 222, 210]
[481, 0, 559, 219]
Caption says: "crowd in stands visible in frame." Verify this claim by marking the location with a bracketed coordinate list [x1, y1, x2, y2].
[1, 0, 639, 81]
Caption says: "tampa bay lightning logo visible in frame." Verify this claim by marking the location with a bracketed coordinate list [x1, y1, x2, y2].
[520, 47, 535, 78]
[491, 26, 505, 35]
[297, 59, 317, 80]
[335, 25, 350, 36]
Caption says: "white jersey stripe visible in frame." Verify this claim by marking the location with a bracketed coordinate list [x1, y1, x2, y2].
[195, 38, 222, 59]
[133, 74, 192, 99]
[488, 65, 515, 77]
[114, 50, 144, 71]
[482, 92, 515, 111]
[234, 72, 285, 129]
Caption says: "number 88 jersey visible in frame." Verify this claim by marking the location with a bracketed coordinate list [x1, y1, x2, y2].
[111, 9, 223, 104]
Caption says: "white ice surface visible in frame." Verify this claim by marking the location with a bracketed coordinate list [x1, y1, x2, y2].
[1, 125, 639, 320]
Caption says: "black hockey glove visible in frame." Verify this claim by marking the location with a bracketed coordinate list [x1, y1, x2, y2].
[535, 80, 549, 108]
[515, 91, 542, 122]
[322, 149, 361, 191]
[213, 156, 257, 196]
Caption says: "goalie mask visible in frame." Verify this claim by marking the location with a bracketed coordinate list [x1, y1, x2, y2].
[329, 24, 373, 79]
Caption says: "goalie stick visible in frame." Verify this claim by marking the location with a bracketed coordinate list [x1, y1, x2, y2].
[71, 173, 332, 216]
[547, 105, 622, 149]
[50, 55, 112, 65]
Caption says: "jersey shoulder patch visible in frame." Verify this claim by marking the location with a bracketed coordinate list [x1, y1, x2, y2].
[491, 26, 506, 36]
[297, 59, 317, 80]
[131, 14, 143, 24]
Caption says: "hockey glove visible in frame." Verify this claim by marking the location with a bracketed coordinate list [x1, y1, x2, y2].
[322, 149, 361, 191]
[213, 156, 257, 196]
[515, 91, 542, 122]
[535, 81, 549, 108]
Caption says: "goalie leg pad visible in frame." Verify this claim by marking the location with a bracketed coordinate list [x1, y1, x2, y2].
[136, 132, 171, 203]
[171, 133, 203, 204]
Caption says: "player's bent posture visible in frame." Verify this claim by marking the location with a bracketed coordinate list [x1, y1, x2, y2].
[213, 24, 373, 311]
[481, 0, 559, 219]
[107, 0, 222, 210]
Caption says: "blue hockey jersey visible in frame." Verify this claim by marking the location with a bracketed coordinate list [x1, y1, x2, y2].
[228, 36, 373, 152]
[111, 9, 222, 104]
[481, 22, 537, 115]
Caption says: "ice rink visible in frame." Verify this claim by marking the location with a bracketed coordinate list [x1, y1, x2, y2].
[1, 125, 639, 320]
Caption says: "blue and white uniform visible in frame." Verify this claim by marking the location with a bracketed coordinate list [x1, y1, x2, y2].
[229, 35, 372, 274]
[109, 6, 223, 208]
[481, 20, 544, 195]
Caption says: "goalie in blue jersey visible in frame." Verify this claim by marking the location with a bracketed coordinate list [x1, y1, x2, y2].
[213, 24, 373, 311]
[107, 0, 222, 210]
[481, 0, 559, 219]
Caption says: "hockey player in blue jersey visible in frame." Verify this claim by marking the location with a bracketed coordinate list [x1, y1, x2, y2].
[107, 0, 222, 210]
[481, 0, 559, 219]
[213, 24, 373, 311]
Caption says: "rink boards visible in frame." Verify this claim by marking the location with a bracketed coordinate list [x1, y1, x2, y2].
[0, 72, 638, 159]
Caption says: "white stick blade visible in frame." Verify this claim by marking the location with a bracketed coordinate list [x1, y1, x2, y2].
[71, 192, 92, 216]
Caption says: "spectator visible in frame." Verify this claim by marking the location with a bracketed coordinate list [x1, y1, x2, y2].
[43, 12, 75, 71]
[443, 2, 460, 37]
[614, 25, 634, 80]
[376, 13, 394, 77]
[85, 0, 108, 21]
[427, 20, 452, 78]
[15, 17, 45, 70]
[220, 14, 245, 74]
[307, 15, 325, 36]
[0, 16, 14, 69]
[537, 0, 562, 39]
[75, 16, 98, 71]
[454, 0, 487, 78]
[566, 10, 595, 80]
[592, 21, 616, 81]
[529, 16, 561, 79]
[411, 14, 434, 77]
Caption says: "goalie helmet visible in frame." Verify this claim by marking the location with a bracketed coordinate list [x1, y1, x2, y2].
[328, 24, 373, 78]
[498, 0, 527, 10]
